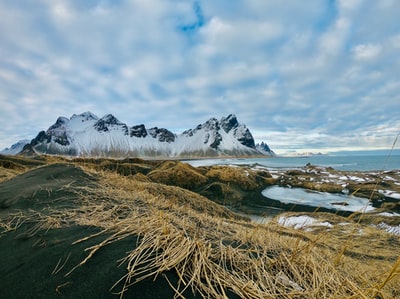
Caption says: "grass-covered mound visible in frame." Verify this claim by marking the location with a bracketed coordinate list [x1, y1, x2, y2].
[204, 165, 271, 191]
[0, 157, 399, 298]
[198, 165, 274, 206]
[147, 160, 208, 189]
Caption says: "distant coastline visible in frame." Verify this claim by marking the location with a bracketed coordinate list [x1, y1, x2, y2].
[275, 148, 400, 157]
[185, 152, 400, 171]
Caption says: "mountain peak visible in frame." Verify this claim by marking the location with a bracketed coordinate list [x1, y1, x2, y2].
[71, 112, 99, 121]
[94, 114, 127, 133]
[99, 114, 123, 125]
[48, 117, 69, 130]
[220, 114, 238, 133]
[256, 141, 275, 156]
[148, 127, 176, 143]
[202, 117, 220, 131]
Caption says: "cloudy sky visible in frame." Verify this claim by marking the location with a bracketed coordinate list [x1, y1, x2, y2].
[1, 0, 399, 154]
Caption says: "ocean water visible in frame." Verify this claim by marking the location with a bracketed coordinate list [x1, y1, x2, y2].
[186, 150, 400, 171]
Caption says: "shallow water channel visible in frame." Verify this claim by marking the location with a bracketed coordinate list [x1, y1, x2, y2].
[261, 186, 375, 213]
[236, 186, 376, 224]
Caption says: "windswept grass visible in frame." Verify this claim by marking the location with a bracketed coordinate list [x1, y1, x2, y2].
[3, 166, 397, 298]
[1, 158, 399, 298]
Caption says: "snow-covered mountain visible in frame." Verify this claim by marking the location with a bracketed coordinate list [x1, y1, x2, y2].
[8, 112, 274, 158]
[0, 140, 30, 155]
[256, 141, 276, 156]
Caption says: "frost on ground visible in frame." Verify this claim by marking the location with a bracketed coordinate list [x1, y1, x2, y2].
[277, 215, 333, 230]
[373, 223, 400, 236]
[277, 215, 400, 236]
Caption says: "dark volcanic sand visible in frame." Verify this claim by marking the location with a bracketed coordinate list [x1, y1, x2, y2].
[0, 224, 199, 299]
[0, 164, 200, 298]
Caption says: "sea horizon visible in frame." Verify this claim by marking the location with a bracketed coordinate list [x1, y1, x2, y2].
[186, 149, 400, 171]
[275, 148, 400, 156]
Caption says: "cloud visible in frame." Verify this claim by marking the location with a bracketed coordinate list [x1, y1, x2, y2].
[352, 44, 382, 60]
[318, 17, 351, 56]
[337, 0, 363, 11]
[0, 0, 399, 153]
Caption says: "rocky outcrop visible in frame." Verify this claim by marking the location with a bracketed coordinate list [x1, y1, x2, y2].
[221, 114, 255, 148]
[94, 114, 129, 135]
[31, 131, 47, 146]
[130, 124, 147, 138]
[148, 127, 176, 143]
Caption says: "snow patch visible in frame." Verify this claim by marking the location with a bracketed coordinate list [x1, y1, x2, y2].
[348, 176, 366, 182]
[378, 190, 400, 199]
[378, 212, 400, 217]
[278, 215, 400, 236]
[372, 223, 400, 236]
[277, 215, 333, 230]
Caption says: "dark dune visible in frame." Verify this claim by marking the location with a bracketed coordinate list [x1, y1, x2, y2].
[0, 163, 200, 298]
[0, 163, 96, 210]
[0, 224, 199, 299]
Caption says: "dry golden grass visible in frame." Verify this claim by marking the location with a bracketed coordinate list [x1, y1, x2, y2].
[269, 211, 400, 294]
[147, 161, 208, 189]
[131, 172, 152, 183]
[0, 167, 21, 183]
[205, 165, 265, 191]
[4, 165, 396, 298]
[1, 159, 399, 298]
[0, 154, 63, 182]
[0, 156, 30, 182]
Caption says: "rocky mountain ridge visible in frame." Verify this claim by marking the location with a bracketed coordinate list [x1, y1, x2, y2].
[3, 112, 274, 158]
